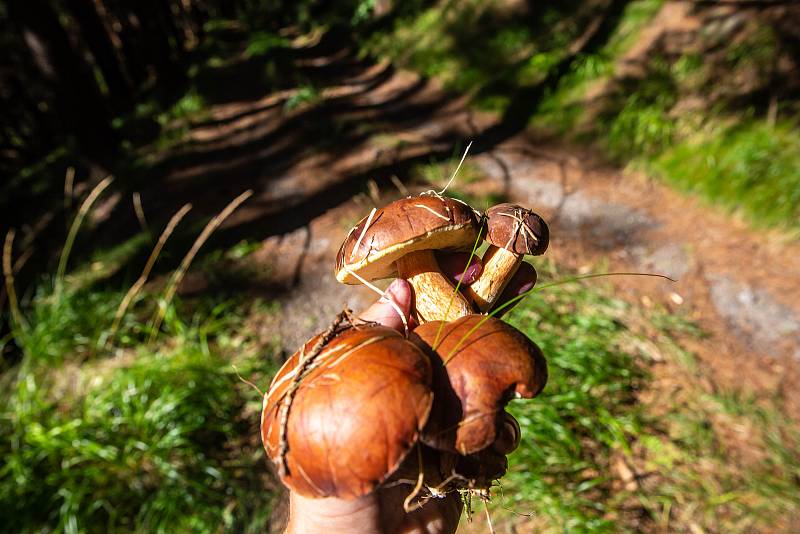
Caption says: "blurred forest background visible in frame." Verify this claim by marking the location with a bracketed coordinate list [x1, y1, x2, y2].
[2, 0, 800, 532]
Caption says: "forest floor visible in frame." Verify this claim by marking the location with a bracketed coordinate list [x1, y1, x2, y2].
[151, 31, 800, 413]
[132, 29, 800, 531]
[4, 1, 800, 531]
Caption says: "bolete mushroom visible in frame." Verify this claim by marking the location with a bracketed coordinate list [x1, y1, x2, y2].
[261, 323, 434, 499]
[335, 195, 482, 323]
[412, 315, 547, 455]
[466, 203, 549, 312]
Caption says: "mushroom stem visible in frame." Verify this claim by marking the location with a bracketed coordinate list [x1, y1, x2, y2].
[465, 245, 522, 313]
[395, 250, 474, 323]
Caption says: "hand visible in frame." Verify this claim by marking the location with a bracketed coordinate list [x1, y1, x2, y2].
[285, 254, 536, 534]
[358, 252, 537, 331]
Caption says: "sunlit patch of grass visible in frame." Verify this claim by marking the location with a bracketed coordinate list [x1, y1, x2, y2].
[0, 245, 280, 532]
[284, 84, 321, 112]
[604, 93, 675, 161]
[1, 183, 279, 531]
[532, 0, 665, 133]
[647, 387, 800, 532]
[651, 119, 800, 229]
[496, 263, 651, 531]
[9, 284, 142, 368]
[483, 261, 800, 531]
[161, 90, 207, 125]
[245, 31, 289, 57]
[0, 301, 278, 533]
[360, 0, 589, 111]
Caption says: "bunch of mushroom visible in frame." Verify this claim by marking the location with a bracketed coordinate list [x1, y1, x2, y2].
[261, 193, 550, 509]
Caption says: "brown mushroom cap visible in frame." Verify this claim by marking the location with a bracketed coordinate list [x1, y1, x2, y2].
[335, 195, 481, 283]
[485, 203, 549, 256]
[261, 324, 434, 499]
[411, 315, 547, 455]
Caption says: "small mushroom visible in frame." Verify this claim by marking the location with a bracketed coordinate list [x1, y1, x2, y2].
[411, 315, 547, 455]
[335, 195, 482, 323]
[261, 324, 434, 499]
[466, 203, 549, 313]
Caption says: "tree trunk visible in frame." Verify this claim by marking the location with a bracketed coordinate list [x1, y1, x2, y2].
[102, 0, 150, 88]
[127, 0, 182, 85]
[65, 0, 133, 113]
[157, 0, 187, 57]
[6, 0, 117, 163]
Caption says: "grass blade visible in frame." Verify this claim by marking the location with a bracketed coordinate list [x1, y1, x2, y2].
[3, 229, 26, 330]
[105, 203, 192, 349]
[433, 225, 483, 349]
[438, 140, 473, 195]
[443, 272, 676, 363]
[56, 176, 114, 291]
[148, 191, 253, 342]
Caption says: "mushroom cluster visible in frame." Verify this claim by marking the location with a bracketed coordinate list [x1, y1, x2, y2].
[261, 193, 550, 508]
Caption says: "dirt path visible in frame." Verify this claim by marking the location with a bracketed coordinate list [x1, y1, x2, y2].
[470, 138, 800, 416]
[157, 35, 800, 417]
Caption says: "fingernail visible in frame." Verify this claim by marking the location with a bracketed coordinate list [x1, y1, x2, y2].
[516, 280, 535, 295]
[454, 261, 481, 284]
[381, 279, 410, 314]
[493, 414, 521, 455]
[383, 279, 404, 299]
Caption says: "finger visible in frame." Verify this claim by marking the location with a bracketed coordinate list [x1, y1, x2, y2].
[492, 412, 521, 455]
[491, 262, 537, 317]
[436, 251, 482, 286]
[357, 279, 415, 331]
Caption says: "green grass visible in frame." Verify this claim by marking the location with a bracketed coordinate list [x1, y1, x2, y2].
[1, 185, 280, 532]
[245, 31, 290, 57]
[0, 343, 274, 533]
[1, 269, 279, 533]
[533, 0, 665, 134]
[361, 0, 583, 111]
[486, 262, 653, 531]
[652, 120, 800, 228]
[4, 249, 800, 532]
[283, 84, 322, 112]
[479, 260, 800, 531]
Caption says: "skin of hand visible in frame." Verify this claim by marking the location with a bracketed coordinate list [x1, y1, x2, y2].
[285, 253, 537, 534]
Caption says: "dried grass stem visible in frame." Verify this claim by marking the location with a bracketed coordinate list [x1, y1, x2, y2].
[106, 203, 191, 349]
[56, 176, 114, 289]
[148, 190, 252, 341]
[3, 230, 25, 329]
